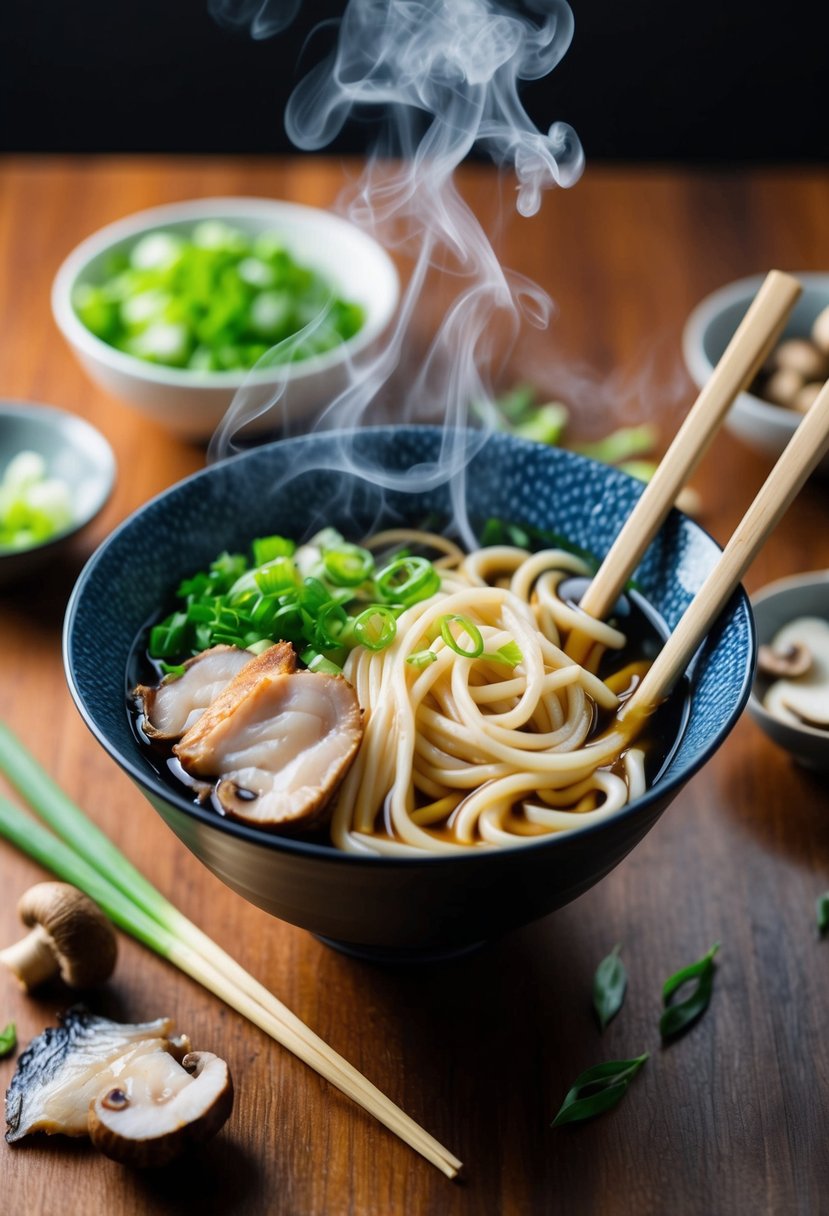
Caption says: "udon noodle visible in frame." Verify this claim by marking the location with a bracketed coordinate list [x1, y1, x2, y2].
[332, 532, 651, 856]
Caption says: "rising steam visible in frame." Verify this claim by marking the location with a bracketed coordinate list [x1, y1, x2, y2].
[208, 0, 583, 537]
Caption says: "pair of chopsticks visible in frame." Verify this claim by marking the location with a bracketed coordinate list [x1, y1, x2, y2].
[567, 269, 829, 718]
[0, 724, 462, 1179]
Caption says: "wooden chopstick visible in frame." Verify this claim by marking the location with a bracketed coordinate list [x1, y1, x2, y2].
[622, 377, 829, 719]
[566, 270, 802, 664]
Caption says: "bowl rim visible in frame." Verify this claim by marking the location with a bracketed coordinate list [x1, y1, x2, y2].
[51, 196, 400, 390]
[0, 398, 116, 558]
[748, 569, 829, 742]
[682, 270, 829, 425]
[62, 427, 756, 868]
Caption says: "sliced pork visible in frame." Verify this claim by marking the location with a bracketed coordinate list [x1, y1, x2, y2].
[133, 642, 294, 740]
[174, 663, 363, 831]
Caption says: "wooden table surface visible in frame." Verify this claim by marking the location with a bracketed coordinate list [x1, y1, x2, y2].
[1, 156, 828, 1216]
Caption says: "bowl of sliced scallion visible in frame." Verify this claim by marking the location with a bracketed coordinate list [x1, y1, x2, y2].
[52, 198, 400, 442]
[0, 401, 115, 585]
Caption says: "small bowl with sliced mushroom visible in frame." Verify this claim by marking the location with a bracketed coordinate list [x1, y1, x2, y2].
[683, 272, 829, 472]
[748, 570, 829, 770]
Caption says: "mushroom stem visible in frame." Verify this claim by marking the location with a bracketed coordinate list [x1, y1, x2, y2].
[0, 926, 60, 990]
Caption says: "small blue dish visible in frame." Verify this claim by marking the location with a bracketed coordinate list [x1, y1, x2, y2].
[63, 428, 754, 957]
[0, 400, 116, 587]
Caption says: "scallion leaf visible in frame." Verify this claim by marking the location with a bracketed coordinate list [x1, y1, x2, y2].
[593, 944, 627, 1031]
[551, 1053, 648, 1127]
[439, 614, 484, 659]
[660, 943, 720, 1041]
[816, 893, 829, 936]
[0, 1021, 16, 1058]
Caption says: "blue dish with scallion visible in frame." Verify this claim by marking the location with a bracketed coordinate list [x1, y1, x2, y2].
[64, 427, 753, 959]
[0, 401, 115, 586]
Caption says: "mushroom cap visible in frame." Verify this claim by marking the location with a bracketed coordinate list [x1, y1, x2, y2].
[88, 1050, 233, 1167]
[17, 882, 118, 988]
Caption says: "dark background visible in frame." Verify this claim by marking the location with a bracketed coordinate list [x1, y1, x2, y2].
[1, 0, 825, 161]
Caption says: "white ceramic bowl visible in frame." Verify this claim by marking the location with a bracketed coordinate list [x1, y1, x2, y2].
[683, 272, 829, 472]
[52, 198, 400, 442]
[0, 400, 115, 586]
[748, 570, 829, 771]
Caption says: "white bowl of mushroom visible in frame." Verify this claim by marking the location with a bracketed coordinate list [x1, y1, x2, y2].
[683, 272, 829, 473]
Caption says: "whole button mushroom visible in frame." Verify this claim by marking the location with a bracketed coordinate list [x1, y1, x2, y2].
[0, 883, 117, 991]
[773, 337, 829, 382]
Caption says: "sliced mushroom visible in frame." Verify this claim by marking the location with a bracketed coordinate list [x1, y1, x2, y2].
[763, 617, 829, 730]
[175, 663, 363, 830]
[133, 644, 264, 740]
[5, 1008, 179, 1141]
[0, 883, 117, 992]
[88, 1049, 233, 1167]
[757, 641, 813, 679]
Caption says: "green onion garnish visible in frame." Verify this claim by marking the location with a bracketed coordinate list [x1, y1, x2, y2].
[353, 606, 397, 651]
[375, 556, 441, 607]
[406, 649, 438, 669]
[322, 543, 374, 587]
[439, 615, 484, 659]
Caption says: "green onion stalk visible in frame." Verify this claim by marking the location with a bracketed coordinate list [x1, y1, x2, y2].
[0, 723, 460, 1178]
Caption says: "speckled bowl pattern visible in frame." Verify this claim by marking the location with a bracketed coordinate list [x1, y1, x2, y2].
[63, 428, 755, 955]
[683, 272, 829, 472]
[0, 400, 116, 586]
[748, 571, 829, 770]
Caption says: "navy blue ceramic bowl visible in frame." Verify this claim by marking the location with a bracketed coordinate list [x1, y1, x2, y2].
[63, 428, 754, 958]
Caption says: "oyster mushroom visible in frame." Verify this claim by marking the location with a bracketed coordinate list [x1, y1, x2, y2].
[88, 1049, 233, 1168]
[763, 617, 829, 730]
[133, 644, 269, 740]
[174, 653, 363, 830]
[5, 1008, 182, 1141]
[0, 883, 117, 992]
[757, 641, 813, 680]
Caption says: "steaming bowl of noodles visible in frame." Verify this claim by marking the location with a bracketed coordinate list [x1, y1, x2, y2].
[63, 428, 754, 957]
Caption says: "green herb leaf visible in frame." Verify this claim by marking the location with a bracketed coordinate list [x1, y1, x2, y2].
[551, 1053, 648, 1127]
[0, 1022, 17, 1058]
[660, 943, 720, 1040]
[593, 944, 627, 1030]
[817, 893, 829, 936]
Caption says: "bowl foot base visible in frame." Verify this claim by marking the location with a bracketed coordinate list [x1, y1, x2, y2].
[313, 934, 485, 965]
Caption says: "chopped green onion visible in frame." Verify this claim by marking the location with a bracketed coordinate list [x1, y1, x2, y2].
[72, 223, 366, 373]
[406, 649, 438, 669]
[0, 450, 74, 553]
[353, 606, 397, 651]
[322, 543, 374, 587]
[0, 1022, 16, 1058]
[375, 556, 441, 606]
[439, 615, 484, 659]
[572, 424, 658, 466]
[483, 641, 523, 668]
[159, 662, 187, 679]
[252, 535, 295, 565]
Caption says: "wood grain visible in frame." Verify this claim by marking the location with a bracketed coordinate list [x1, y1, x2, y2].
[1, 157, 829, 1216]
